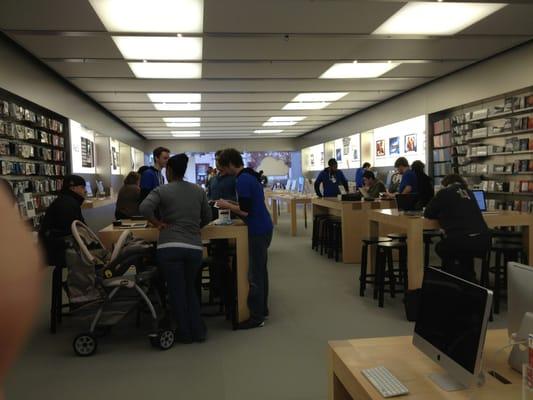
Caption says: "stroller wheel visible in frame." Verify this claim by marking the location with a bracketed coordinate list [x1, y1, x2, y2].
[73, 333, 98, 356]
[149, 330, 175, 350]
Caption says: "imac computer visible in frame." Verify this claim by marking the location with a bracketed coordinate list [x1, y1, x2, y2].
[507, 262, 533, 372]
[413, 267, 493, 391]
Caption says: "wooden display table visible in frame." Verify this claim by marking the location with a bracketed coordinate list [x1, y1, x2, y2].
[270, 193, 314, 236]
[82, 196, 116, 209]
[329, 329, 521, 400]
[312, 197, 396, 264]
[368, 209, 533, 290]
[98, 220, 250, 323]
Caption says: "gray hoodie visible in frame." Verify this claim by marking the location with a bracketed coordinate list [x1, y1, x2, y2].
[139, 181, 212, 249]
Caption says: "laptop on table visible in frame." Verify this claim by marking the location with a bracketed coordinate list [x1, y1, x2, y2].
[472, 190, 499, 215]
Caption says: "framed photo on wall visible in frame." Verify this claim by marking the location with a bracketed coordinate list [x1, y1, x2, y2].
[389, 136, 400, 155]
[405, 134, 417, 153]
[376, 139, 386, 157]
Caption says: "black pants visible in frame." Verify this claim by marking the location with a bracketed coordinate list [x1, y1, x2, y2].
[435, 233, 490, 282]
[248, 231, 273, 321]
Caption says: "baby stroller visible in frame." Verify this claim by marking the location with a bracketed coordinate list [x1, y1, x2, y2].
[65, 220, 175, 356]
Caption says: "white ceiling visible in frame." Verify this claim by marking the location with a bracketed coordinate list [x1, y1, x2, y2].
[1, 0, 532, 140]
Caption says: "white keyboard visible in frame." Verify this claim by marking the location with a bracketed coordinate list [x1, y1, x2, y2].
[361, 366, 409, 398]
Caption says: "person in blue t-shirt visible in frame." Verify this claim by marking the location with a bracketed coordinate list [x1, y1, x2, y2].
[215, 149, 273, 330]
[355, 162, 371, 189]
[139, 146, 170, 203]
[314, 158, 349, 197]
[394, 157, 418, 194]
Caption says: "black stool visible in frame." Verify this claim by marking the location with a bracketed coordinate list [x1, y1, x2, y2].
[375, 241, 408, 308]
[423, 230, 443, 267]
[359, 236, 392, 297]
[387, 233, 407, 242]
[312, 215, 331, 251]
[325, 218, 342, 261]
[489, 242, 525, 314]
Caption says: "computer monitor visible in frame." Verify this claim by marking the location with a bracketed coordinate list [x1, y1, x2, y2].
[507, 262, 533, 337]
[472, 190, 487, 212]
[413, 267, 493, 391]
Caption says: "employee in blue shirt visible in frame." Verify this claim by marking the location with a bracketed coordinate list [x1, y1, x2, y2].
[394, 157, 418, 194]
[314, 158, 349, 197]
[355, 162, 371, 189]
[139, 146, 170, 203]
[215, 148, 273, 330]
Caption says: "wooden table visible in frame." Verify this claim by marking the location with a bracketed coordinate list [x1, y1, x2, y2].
[98, 220, 250, 324]
[368, 209, 533, 290]
[82, 196, 116, 209]
[312, 198, 396, 264]
[270, 193, 313, 236]
[329, 329, 521, 400]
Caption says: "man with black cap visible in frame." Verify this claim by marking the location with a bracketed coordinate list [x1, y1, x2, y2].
[39, 174, 86, 266]
[314, 158, 349, 197]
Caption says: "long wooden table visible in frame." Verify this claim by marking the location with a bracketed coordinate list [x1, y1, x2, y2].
[312, 197, 396, 264]
[329, 329, 521, 400]
[98, 220, 250, 324]
[270, 193, 313, 236]
[368, 209, 533, 290]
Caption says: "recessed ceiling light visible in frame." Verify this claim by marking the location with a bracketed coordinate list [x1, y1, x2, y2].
[166, 122, 201, 127]
[148, 93, 201, 103]
[89, 0, 204, 33]
[113, 37, 202, 60]
[283, 102, 330, 110]
[172, 131, 201, 138]
[153, 103, 201, 111]
[269, 116, 306, 122]
[373, 2, 507, 35]
[263, 116, 307, 127]
[128, 62, 202, 78]
[320, 61, 399, 79]
[163, 117, 201, 123]
[254, 129, 283, 134]
[292, 92, 349, 102]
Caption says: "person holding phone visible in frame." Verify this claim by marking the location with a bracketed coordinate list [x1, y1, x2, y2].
[314, 158, 349, 197]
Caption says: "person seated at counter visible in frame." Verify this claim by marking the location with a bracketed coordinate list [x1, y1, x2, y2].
[115, 172, 141, 220]
[355, 162, 371, 190]
[411, 160, 434, 208]
[423, 174, 490, 282]
[139, 154, 212, 343]
[39, 175, 86, 266]
[361, 170, 386, 199]
[314, 158, 349, 198]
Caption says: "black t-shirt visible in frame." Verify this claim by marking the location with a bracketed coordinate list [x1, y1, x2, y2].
[424, 184, 488, 236]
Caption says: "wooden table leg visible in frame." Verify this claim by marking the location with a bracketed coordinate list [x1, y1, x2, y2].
[290, 199, 297, 236]
[304, 201, 308, 229]
[271, 199, 278, 225]
[235, 233, 250, 324]
[406, 219, 424, 290]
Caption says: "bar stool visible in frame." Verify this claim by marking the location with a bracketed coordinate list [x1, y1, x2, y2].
[423, 230, 443, 267]
[325, 218, 342, 262]
[375, 241, 408, 308]
[312, 214, 331, 251]
[387, 233, 407, 242]
[489, 242, 525, 314]
[359, 236, 392, 297]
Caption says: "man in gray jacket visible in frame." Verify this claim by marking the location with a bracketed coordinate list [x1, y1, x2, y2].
[140, 154, 211, 343]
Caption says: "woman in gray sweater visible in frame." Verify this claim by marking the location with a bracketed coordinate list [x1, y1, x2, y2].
[139, 154, 211, 343]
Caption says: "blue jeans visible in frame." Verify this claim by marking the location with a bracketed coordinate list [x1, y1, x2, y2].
[157, 247, 206, 341]
[248, 231, 273, 321]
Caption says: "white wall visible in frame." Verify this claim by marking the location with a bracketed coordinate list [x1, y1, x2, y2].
[297, 42, 533, 149]
[144, 138, 297, 155]
[0, 34, 143, 149]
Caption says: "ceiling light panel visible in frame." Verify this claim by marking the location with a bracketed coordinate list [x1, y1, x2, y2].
[128, 62, 202, 78]
[148, 93, 201, 103]
[292, 92, 348, 102]
[268, 116, 307, 122]
[283, 102, 330, 110]
[163, 117, 201, 123]
[254, 130, 283, 134]
[172, 131, 201, 137]
[153, 103, 201, 111]
[166, 122, 201, 127]
[320, 62, 400, 79]
[263, 121, 298, 127]
[373, 2, 507, 35]
[89, 0, 204, 33]
[113, 37, 202, 60]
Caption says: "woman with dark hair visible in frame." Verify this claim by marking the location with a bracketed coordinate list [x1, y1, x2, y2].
[424, 173, 489, 282]
[115, 171, 141, 220]
[139, 154, 211, 343]
[411, 160, 434, 208]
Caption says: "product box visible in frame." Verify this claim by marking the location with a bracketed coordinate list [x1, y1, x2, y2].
[521, 181, 529, 192]
[519, 138, 530, 151]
